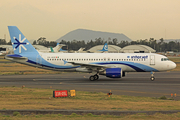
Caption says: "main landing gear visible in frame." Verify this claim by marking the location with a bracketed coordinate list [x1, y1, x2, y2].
[150, 71, 155, 81]
[89, 74, 99, 81]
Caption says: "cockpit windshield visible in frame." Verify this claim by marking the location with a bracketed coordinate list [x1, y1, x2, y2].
[161, 58, 169, 61]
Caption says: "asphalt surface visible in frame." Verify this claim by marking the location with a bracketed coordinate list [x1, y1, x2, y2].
[1, 109, 180, 116]
[0, 72, 180, 100]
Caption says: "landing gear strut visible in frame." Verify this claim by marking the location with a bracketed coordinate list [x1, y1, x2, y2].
[150, 71, 155, 81]
[89, 74, 99, 81]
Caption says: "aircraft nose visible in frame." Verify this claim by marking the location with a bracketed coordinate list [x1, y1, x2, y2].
[171, 62, 176, 69]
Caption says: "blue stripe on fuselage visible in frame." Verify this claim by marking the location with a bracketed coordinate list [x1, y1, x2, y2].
[96, 61, 158, 72]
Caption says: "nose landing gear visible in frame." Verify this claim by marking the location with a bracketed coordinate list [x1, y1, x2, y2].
[150, 71, 155, 81]
[89, 74, 99, 81]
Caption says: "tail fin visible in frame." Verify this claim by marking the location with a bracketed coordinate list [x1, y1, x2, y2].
[8, 26, 38, 54]
[78, 47, 85, 52]
[53, 43, 66, 52]
[99, 43, 108, 51]
[50, 46, 54, 52]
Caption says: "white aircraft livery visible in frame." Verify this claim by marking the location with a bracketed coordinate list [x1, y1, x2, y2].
[5, 26, 176, 81]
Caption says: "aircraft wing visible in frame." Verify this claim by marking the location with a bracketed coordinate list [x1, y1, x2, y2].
[68, 61, 107, 71]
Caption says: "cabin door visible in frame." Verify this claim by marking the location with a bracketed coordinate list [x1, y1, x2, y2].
[150, 55, 155, 65]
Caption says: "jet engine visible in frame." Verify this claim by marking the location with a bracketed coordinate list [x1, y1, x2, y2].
[99, 68, 122, 78]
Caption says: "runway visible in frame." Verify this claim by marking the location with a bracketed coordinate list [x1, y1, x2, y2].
[0, 72, 180, 100]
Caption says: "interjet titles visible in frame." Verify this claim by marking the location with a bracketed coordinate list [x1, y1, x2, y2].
[130, 55, 148, 59]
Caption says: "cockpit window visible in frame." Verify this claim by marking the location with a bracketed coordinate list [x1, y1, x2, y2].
[161, 58, 169, 61]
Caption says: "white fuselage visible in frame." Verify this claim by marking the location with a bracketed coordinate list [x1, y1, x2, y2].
[33, 52, 176, 72]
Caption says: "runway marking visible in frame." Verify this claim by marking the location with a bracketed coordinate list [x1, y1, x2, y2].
[1, 81, 180, 86]
[29, 77, 180, 81]
[46, 83, 180, 86]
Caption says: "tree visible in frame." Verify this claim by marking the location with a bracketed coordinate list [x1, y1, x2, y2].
[33, 40, 36, 45]
[0, 39, 6, 45]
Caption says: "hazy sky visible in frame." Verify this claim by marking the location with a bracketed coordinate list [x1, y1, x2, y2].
[0, 0, 180, 41]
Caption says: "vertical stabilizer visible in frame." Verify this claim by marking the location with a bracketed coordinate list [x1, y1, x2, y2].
[8, 26, 38, 54]
[50, 46, 54, 52]
[99, 43, 108, 51]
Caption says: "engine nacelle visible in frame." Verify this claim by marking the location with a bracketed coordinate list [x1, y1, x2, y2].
[100, 68, 122, 78]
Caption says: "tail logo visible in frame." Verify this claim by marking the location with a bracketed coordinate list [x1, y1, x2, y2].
[12, 34, 29, 53]
[104, 45, 108, 51]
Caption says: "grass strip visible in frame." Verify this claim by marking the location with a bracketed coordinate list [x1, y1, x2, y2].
[0, 87, 180, 111]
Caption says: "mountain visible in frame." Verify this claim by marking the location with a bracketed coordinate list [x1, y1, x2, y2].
[56, 29, 132, 42]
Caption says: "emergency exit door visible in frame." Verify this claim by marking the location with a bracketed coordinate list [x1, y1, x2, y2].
[150, 55, 155, 65]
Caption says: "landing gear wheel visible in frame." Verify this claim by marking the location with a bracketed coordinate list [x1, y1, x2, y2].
[150, 71, 155, 81]
[150, 76, 155, 81]
[89, 76, 95, 81]
[94, 74, 99, 80]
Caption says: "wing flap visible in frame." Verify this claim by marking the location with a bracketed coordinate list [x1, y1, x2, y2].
[68, 62, 106, 68]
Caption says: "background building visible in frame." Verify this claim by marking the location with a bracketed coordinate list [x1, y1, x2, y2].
[87, 45, 121, 53]
[120, 45, 156, 53]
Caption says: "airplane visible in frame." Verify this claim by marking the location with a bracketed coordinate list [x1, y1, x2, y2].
[52, 43, 67, 52]
[5, 26, 176, 81]
[37, 43, 65, 53]
[54, 43, 67, 52]
[50, 46, 67, 53]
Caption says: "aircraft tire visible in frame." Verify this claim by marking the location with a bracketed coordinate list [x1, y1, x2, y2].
[89, 76, 95, 81]
[150, 76, 155, 81]
[94, 74, 99, 80]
